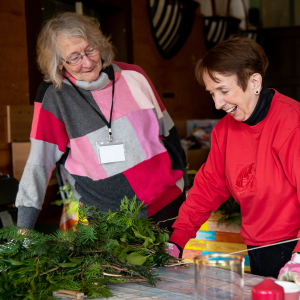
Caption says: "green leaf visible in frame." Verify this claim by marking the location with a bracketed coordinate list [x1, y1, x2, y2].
[163, 232, 169, 242]
[118, 252, 128, 263]
[46, 274, 57, 284]
[149, 231, 156, 242]
[28, 292, 37, 300]
[143, 237, 150, 248]
[1, 287, 20, 298]
[14, 235, 26, 241]
[69, 257, 84, 264]
[108, 239, 119, 249]
[156, 233, 165, 243]
[8, 258, 25, 266]
[120, 233, 127, 243]
[30, 279, 36, 293]
[153, 250, 169, 267]
[132, 229, 146, 239]
[187, 170, 197, 175]
[4, 281, 10, 291]
[126, 252, 147, 265]
[57, 262, 78, 268]
[229, 212, 241, 218]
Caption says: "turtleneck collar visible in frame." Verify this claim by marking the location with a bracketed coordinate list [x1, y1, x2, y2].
[243, 86, 275, 126]
[63, 64, 116, 91]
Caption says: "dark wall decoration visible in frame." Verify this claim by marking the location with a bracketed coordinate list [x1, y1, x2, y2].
[203, 0, 240, 51]
[147, 0, 198, 59]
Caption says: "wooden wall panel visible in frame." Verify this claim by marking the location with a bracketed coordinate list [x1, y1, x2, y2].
[0, 1, 30, 176]
[131, 1, 214, 138]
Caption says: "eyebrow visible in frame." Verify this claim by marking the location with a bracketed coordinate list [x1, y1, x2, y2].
[206, 85, 228, 92]
[67, 45, 92, 57]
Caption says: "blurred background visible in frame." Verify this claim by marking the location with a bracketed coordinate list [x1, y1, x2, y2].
[0, 0, 299, 232]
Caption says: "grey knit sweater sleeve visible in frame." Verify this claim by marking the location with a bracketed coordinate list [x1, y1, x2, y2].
[17, 206, 40, 229]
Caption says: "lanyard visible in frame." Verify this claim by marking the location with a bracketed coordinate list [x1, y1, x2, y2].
[66, 70, 115, 142]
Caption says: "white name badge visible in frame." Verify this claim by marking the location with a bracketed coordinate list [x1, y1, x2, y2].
[96, 140, 126, 164]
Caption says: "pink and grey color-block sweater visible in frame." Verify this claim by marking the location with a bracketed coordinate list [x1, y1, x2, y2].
[16, 62, 188, 229]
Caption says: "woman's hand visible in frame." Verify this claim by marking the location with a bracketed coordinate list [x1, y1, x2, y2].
[278, 253, 300, 285]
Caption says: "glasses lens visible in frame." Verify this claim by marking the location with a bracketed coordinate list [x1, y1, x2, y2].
[69, 56, 82, 66]
[86, 47, 99, 57]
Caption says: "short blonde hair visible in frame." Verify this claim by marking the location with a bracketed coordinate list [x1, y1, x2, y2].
[37, 12, 115, 89]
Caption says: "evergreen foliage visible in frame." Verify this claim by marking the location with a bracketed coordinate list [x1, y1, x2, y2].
[0, 194, 171, 299]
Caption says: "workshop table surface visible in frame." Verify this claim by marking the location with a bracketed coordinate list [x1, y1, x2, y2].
[56, 264, 265, 300]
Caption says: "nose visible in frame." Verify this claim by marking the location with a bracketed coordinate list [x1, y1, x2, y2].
[214, 94, 226, 110]
[81, 54, 93, 68]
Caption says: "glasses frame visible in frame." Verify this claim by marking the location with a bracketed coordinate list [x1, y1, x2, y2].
[62, 46, 99, 66]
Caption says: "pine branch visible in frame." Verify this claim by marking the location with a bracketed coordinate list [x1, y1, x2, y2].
[0, 192, 171, 299]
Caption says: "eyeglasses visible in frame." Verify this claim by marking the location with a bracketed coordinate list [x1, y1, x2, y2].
[62, 46, 99, 66]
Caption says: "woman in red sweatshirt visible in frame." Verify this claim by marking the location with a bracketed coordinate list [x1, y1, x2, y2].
[167, 36, 300, 281]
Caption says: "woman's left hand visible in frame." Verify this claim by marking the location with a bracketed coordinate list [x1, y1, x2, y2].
[278, 253, 300, 286]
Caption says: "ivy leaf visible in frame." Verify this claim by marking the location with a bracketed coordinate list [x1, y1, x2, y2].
[57, 262, 78, 268]
[126, 252, 147, 266]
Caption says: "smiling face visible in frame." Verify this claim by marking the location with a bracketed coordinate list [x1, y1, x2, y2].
[58, 36, 102, 82]
[203, 71, 262, 122]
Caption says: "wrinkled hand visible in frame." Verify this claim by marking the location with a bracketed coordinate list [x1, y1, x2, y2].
[278, 253, 300, 286]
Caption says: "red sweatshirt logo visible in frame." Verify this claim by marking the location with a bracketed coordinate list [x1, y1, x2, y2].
[235, 163, 257, 194]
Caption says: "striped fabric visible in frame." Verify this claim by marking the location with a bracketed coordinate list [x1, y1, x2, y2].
[16, 62, 187, 229]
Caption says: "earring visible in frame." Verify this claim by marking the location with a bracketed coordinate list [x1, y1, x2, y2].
[256, 91, 259, 94]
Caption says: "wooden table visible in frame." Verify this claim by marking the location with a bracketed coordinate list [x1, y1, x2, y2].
[55, 264, 264, 299]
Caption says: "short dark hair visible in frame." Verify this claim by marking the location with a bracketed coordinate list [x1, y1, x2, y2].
[195, 37, 268, 91]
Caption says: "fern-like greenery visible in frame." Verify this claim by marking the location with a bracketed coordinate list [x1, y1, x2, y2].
[0, 192, 171, 299]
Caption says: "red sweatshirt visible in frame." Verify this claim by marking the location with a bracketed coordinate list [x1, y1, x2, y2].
[170, 91, 300, 252]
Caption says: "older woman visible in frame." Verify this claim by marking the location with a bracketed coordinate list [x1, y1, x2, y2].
[167, 37, 300, 281]
[15, 12, 187, 232]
